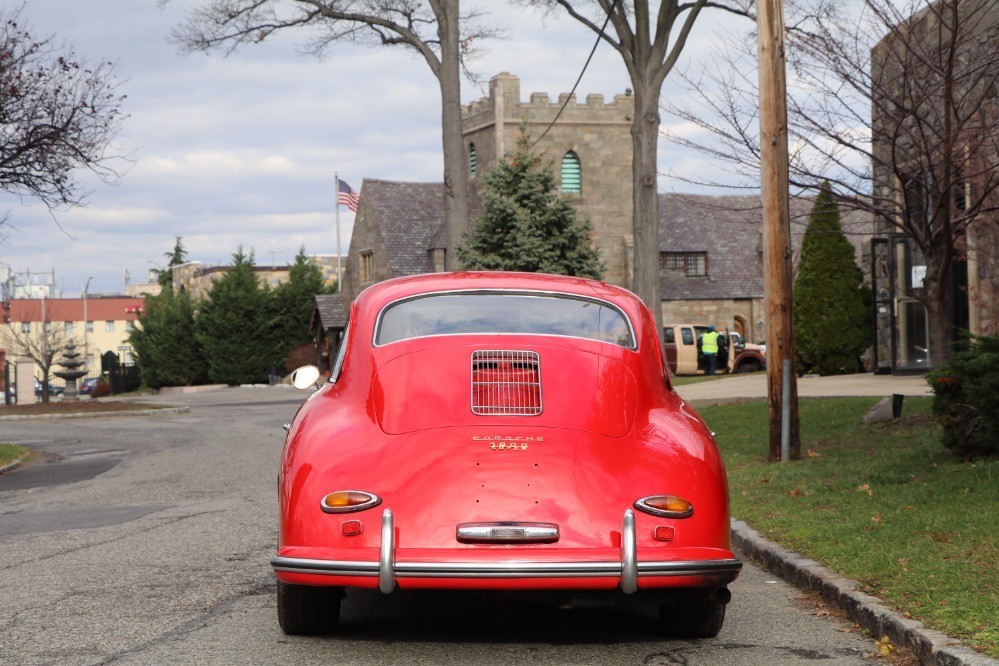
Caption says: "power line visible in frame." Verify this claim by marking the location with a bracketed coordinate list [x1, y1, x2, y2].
[532, 0, 621, 147]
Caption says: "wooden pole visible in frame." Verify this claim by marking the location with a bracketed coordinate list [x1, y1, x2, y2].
[757, 0, 800, 461]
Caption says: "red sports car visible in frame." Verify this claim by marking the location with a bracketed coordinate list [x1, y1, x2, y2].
[273, 272, 741, 637]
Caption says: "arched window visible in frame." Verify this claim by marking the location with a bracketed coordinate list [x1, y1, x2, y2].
[561, 151, 581, 194]
[468, 143, 477, 177]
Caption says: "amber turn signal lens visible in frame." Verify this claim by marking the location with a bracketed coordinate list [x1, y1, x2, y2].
[634, 495, 694, 518]
[320, 490, 382, 513]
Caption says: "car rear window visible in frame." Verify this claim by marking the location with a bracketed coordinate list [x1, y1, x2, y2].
[375, 292, 635, 348]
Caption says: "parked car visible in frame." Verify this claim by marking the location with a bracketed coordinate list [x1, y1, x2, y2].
[78, 377, 101, 396]
[274, 272, 742, 637]
[663, 324, 767, 375]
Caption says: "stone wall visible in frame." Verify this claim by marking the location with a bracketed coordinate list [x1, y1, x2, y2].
[462, 73, 635, 287]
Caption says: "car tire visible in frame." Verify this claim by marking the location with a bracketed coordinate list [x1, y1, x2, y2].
[659, 589, 727, 638]
[736, 360, 760, 373]
[276, 581, 343, 635]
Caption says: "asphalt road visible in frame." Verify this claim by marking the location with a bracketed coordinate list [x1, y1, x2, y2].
[1, 387, 881, 665]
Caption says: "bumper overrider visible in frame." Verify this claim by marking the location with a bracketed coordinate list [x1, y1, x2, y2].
[271, 509, 742, 594]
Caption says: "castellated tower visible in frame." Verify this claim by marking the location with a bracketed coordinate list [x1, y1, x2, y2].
[461, 73, 635, 288]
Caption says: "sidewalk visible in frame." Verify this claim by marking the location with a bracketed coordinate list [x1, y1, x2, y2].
[675, 371, 932, 403]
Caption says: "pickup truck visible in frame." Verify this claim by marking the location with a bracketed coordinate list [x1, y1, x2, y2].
[663, 324, 766, 375]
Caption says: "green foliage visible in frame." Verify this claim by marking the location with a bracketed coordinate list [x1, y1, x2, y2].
[158, 236, 188, 288]
[793, 185, 869, 375]
[129, 289, 206, 388]
[268, 247, 330, 369]
[926, 334, 999, 457]
[195, 248, 274, 385]
[457, 130, 604, 279]
[703, 397, 997, 657]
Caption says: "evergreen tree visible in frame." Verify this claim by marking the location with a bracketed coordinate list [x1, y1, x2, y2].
[794, 185, 870, 375]
[129, 289, 206, 387]
[195, 247, 273, 384]
[457, 130, 604, 279]
[158, 236, 189, 289]
[268, 246, 329, 369]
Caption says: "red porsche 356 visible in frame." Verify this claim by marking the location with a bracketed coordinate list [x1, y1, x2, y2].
[273, 272, 741, 637]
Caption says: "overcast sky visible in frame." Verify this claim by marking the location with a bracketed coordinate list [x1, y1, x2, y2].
[1, 1, 748, 297]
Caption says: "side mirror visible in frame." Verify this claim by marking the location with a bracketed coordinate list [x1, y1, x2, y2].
[290, 365, 322, 390]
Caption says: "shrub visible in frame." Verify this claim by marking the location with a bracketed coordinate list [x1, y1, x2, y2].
[793, 184, 870, 375]
[91, 378, 110, 399]
[926, 334, 999, 457]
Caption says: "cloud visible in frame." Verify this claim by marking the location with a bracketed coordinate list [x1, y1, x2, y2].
[2, 0, 747, 296]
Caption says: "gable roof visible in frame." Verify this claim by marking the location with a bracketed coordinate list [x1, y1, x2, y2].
[312, 293, 348, 331]
[360, 178, 484, 277]
[363, 179, 446, 276]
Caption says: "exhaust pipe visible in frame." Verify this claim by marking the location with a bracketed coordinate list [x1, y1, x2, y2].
[715, 587, 732, 605]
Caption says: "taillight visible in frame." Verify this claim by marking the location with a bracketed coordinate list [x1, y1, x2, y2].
[634, 495, 694, 518]
[320, 490, 382, 513]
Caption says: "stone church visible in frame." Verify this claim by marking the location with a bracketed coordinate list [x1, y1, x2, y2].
[313, 73, 868, 367]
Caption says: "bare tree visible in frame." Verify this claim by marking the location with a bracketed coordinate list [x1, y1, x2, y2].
[0, 5, 127, 226]
[2, 309, 68, 404]
[170, 0, 499, 269]
[664, 0, 999, 365]
[528, 0, 751, 334]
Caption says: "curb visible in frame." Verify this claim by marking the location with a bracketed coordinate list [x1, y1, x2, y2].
[731, 518, 997, 665]
[0, 406, 190, 422]
[0, 451, 29, 475]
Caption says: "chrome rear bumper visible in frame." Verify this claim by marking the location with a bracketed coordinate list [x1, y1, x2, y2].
[271, 508, 743, 594]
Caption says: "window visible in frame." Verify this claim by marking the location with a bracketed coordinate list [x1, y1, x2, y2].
[681, 328, 695, 345]
[126, 321, 135, 331]
[330, 320, 350, 383]
[660, 252, 707, 277]
[468, 143, 477, 177]
[86, 321, 94, 333]
[360, 250, 375, 283]
[21, 322, 30, 333]
[44, 321, 52, 333]
[561, 151, 581, 194]
[65, 321, 74, 334]
[376, 292, 635, 348]
[663, 327, 675, 344]
[105, 321, 115, 333]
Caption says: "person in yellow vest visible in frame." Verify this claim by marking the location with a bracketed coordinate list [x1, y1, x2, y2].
[701, 325, 721, 375]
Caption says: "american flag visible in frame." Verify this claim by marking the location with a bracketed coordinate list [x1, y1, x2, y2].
[337, 178, 359, 213]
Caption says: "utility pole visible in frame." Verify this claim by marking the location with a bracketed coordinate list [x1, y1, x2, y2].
[757, 0, 800, 461]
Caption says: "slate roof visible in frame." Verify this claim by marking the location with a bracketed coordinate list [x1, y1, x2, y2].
[312, 293, 348, 331]
[659, 194, 871, 301]
[361, 179, 483, 277]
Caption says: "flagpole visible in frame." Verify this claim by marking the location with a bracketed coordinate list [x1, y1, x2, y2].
[334, 172, 342, 293]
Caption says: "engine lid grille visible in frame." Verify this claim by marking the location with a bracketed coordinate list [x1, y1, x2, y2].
[471, 350, 542, 416]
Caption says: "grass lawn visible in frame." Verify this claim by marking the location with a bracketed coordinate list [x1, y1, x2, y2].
[0, 443, 29, 469]
[700, 396, 998, 658]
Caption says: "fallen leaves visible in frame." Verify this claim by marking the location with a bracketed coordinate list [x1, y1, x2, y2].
[857, 483, 873, 497]
[875, 635, 894, 657]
